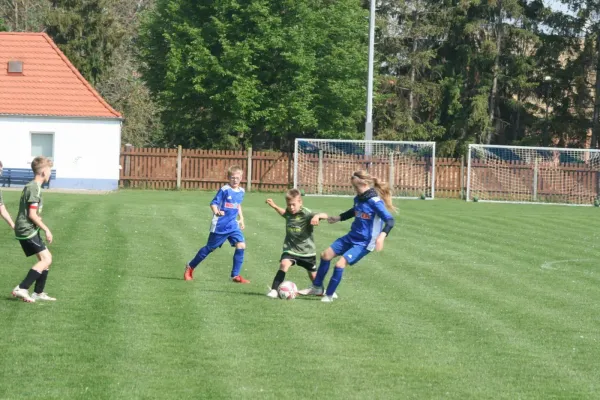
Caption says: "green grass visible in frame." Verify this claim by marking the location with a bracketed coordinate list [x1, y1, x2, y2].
[1, 190, 600, 399]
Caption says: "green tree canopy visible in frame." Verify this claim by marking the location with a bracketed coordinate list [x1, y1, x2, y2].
[138, 0, 368, 149]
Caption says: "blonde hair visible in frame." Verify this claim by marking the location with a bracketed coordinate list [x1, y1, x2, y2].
[31, 156, 53, 175]
[286, 188, 302, 200]
[227, 165, 243, 177]
[352, 170, 397, 213]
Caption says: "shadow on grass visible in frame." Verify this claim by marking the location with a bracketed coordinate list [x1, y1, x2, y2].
[145, 276, 324, 300]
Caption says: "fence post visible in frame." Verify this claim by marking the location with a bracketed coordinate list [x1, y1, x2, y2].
[460, 155, 465, 200]
[247, 146, 253, 192]
[176, 145, 182, 190]
[388, 152, 395, 191]
[124, 144, 133, 188]
[318, 149, 324, 195]
[533, 158, 539, 201]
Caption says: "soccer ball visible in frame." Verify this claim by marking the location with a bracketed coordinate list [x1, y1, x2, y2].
[595, 199, 600, 207]
[278, 281, 298, 300]
[473, 196, 479, 202]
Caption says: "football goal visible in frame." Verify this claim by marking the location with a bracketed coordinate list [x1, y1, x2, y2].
[293, 139, 436, 198]
[467, 144, 600, 206]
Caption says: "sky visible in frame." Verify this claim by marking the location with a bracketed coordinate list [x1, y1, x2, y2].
[546, 0, 574, 15]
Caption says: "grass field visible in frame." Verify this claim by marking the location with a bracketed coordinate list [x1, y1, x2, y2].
[1, 190, 599, 399]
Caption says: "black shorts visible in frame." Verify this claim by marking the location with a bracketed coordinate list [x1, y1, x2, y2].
[19, 232, 47, 257]
[280, 253, 317, 272]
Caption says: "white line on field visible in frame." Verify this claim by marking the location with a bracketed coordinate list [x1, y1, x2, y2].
[540, 259, 595, 270]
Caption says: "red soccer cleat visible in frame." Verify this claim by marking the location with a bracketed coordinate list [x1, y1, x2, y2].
[231, 275, 250, 284]
[184, 265, 194, 281]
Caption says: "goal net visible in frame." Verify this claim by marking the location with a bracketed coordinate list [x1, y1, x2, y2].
[467, 144, 600, 205]
[294, 139, 436, 198]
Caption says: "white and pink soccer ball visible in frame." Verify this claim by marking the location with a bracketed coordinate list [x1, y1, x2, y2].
[278, 281, 298, 300]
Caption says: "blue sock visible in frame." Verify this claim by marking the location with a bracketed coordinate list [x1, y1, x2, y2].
[231, 248, 244, 277]
[313, 259, 331, 287]
[326, 267, 344, 296]
[189, 246, 212, 269]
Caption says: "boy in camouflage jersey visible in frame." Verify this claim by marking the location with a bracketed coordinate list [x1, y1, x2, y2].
[265, 189, 329, 298]
[11, 156, 55, 303]
[0, 161, 15, 230]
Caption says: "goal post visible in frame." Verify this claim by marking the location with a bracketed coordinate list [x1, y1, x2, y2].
[293, 139, 436, 199]
[467, 144, 600, 206]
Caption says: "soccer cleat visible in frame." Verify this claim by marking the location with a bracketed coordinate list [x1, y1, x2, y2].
[321, 295, 334, 303]
[31, 292, 56, 301]
[11, 286, 35, 303]
[184, 265, 194, 281]
[266, 289, 278, 299]
[298, 285, 324, 296]
[231, 275, 250, 284]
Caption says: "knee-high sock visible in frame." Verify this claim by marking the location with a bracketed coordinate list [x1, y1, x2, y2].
[271, 270, 286, 290]
[231, 248, 244, 277]
[19, 269, 41, 290]
[34, 270, 49, 294]
[313, 259, 331, 287]
[326, 267, 344, 296]
[189, 246, 212, 269]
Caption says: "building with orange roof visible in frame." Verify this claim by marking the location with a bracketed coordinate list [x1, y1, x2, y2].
[0, 32, 122, 190]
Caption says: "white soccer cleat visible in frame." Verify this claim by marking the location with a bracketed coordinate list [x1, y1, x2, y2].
[321, 295, 334, 303]
[266, 289, 278, 299]
[330, 292, 338, 299]
[31, 292, 56, 301]
[12, 286, 35, 303]
[298, 285, 324, 296]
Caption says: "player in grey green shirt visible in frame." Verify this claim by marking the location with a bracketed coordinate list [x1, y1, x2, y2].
[11, 156, 56, 303]
[0, 161, 15, 230]
[265, 189, 329, 298]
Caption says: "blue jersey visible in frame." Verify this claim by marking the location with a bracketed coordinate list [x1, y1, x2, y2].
[345, 189, 394, 251]
[210, 185, 245, 234]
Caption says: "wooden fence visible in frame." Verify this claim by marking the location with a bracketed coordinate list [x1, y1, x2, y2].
[119, 147, 468, 198]
[120, 147, 600, 201]
[120, 146, 292, 192]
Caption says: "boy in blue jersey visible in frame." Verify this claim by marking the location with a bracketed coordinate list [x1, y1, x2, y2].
[299, 170, 396, 302]
[184, 165, 250, 283]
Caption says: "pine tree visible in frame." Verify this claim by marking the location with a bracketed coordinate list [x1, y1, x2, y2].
[45, 0, 124, 86]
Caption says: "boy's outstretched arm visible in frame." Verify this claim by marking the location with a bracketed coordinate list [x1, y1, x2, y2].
[238, 205, 245, 230]
[266, 199, 286, 216]
[0, 204, 14, 229]
[310, 212, 328, 225]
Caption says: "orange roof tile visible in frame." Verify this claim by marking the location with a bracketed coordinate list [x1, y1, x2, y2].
[0, 32, 121, 118]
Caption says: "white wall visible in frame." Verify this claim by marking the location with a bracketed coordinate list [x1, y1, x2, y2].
[0, 116, 121, 188]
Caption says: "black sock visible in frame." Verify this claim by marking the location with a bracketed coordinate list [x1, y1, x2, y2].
[271, 270, 286, 290]
[19, 269, 41, 290]
[34, 270, 49, 294]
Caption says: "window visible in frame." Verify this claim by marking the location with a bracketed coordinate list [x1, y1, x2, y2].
[31, 133, 54, 160]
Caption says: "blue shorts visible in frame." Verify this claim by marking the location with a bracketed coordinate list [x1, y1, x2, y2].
[330, 235, 370, 266]
[206, 230, 245, 250]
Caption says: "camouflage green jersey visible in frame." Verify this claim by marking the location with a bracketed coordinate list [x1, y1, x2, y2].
[281, 207, 317, 257]
[15, 181, 43, 239]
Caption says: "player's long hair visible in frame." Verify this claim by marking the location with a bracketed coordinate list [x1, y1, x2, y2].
[352, 170, 398, 213]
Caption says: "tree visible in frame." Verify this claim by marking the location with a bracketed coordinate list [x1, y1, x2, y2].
[45, 0, 124, 86]
[371, 0, 447, 142]
[0, 0, 50, 31]
[95, 0, 163, 146]
[138, 0, 368, 150]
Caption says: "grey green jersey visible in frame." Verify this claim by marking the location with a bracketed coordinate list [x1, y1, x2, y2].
[282, 207, 317, 257]
[15, 181, 43, 239]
